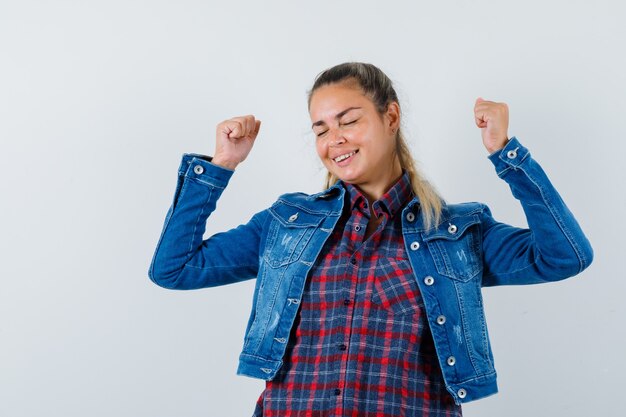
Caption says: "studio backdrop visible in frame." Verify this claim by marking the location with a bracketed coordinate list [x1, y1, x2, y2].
[1, 1, 624, 416]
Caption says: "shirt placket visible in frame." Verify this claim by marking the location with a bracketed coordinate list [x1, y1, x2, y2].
[334, 199, 389, 414]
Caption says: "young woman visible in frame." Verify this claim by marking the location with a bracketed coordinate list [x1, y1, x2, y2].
[148, 62, 593, 416]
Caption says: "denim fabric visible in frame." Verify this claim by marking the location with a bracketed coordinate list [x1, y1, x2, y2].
[148, 136, 593, 405]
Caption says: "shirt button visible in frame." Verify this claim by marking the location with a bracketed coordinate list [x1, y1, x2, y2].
[410, 241, 420, 251]
[406, 212, 415, 222]
[334, 388, 341, 395]
[338, 344, 347, 351]
[458, 388, 467, 399]
[344, 299, 351, 306]
[447, 356, 456, 366]
[424, 276, 435, 286]
[193, 165, 204, 174]
[354, 224, 361, 232]
[436, 315, 446, 325]
[350, 258, 357, 265]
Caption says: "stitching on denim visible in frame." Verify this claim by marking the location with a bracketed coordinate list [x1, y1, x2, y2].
[240, 352, 278, 362]
[275, 197, 341, 216]
[518, 163, 585, 273]
[453, 370, 497, 386]
[186, 186, 213, 258]
[252, 267, 287, 355]
[422, 209, 482, 234]
[519, 150, 530, 164]
[454, 281, 481, 374]
[148, 175, 188, 279]
[430, 231, 481, 281]
[426, 216, 481, 239]
[243, 267, 269, 352]
[189, 176, 227, 189]
[268, 205, 327, 227]
[496, 164, 512, 177]
[474, 283, 491, 368]
[483, 255, 540, 278]
[263, 223, 316, 268]
[262, 219, 279, 271]
[444, 208, 484, 220]
[183, 263, 258, 270]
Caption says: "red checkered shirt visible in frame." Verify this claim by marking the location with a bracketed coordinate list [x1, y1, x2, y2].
[252, 171, 461, 417]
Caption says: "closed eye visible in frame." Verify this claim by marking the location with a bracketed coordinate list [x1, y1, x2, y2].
[315, 120, 357, 137]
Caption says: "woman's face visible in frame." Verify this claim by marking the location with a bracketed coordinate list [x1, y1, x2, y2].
[309, 82, 401, 194]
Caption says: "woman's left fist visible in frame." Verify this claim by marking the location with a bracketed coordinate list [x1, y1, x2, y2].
[474, 97, 509, 153]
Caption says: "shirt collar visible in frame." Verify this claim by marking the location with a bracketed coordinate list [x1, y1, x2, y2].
[341, 170, 414, 218]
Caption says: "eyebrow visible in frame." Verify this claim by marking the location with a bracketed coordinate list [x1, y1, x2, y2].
[311, 106, 362, 129]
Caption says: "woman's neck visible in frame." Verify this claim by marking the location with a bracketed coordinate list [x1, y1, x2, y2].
[357, 160, 403, 205]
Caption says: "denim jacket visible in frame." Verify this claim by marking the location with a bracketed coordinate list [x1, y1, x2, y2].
[148, 137, 593, 405]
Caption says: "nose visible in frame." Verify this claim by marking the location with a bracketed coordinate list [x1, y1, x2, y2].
[329, 129, 346, 146]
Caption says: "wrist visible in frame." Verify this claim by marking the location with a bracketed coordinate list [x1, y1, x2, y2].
[211, 155, 239, 170]
[486, 137, 510, 155]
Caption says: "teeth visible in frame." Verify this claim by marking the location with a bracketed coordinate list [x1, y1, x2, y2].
[334, 151, 356, 162]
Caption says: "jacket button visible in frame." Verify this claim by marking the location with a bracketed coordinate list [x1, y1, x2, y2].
[507, 148, 518, 159]
[458, 388, 467, 399]
[447, 224, 457, 234]
[424, 276, 435, 286]
[193, 165, 204, 174]
[288, 213, 298, 222]
[406, 212, 415, 222]
[436, 315, 446, 325]
[410, 241, 420, 251]
[447, 356, 456, 366]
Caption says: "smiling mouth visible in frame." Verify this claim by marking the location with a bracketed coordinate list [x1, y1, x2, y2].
[333, 150, 358, 163]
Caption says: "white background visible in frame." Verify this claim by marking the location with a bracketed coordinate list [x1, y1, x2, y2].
[1, 1, 624, 416]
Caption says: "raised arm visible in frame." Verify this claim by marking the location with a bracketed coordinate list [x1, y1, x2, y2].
[148, 115, 268, 289]
[480, 137, 593, 286]
[473, 98, 593, 286]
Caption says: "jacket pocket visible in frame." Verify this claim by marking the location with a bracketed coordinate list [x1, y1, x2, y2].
[263, 204, 325, 268]
[423, 215, 483, 282]
[371, 258, 424, 316]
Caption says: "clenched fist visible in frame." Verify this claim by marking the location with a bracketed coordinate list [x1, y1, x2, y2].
[474, 98, 509, 154]
[212, 115, 261, 170]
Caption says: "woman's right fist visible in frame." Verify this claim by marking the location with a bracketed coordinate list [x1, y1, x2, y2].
[212, 115, 261, 170]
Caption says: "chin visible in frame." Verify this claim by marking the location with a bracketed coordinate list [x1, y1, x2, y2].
[335, 173, 361, 185]
[326, 165, 363, 184]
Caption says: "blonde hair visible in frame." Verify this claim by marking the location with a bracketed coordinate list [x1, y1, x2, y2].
[307, 62, 443, 229]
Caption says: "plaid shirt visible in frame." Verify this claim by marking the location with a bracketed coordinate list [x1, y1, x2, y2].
[252, 172, 461, 417]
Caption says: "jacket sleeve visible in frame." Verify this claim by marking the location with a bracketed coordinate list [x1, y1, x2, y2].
[480, 137, 593, 286]
[147, 153, 268, 290]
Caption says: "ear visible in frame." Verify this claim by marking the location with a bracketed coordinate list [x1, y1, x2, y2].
[385, 101, 401, 131]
